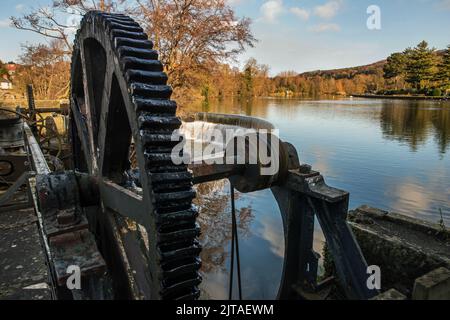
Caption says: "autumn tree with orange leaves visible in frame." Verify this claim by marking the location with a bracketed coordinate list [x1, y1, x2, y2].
[10, 0, 256, 103]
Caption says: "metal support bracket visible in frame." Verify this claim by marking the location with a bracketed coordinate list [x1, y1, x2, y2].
[0, 171, 35, 212]
[285, 169, 378, 300]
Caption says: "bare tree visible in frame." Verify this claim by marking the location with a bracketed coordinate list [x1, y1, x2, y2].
[11, 0, 256, 94]
[15, 40, 70, 100]
[130, 0, 256, 90]
[10, 1, 124, 54]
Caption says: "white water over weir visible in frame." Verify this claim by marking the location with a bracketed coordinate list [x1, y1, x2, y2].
[179, 113, 276, 163]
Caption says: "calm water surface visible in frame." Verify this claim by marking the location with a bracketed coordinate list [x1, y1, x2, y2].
[192, 98, 450, 300]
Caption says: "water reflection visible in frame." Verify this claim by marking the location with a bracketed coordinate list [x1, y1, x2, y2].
[189, 98, 450, 156]
[195, 180, 286, 300]
[194, 180, 255, 275]
[380, 100, 450, 154]
[187, 97, 450, 300]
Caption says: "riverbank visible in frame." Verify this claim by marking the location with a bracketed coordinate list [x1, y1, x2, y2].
[352, 94, 449, 101]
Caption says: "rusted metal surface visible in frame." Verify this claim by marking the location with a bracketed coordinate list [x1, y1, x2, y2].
[190, 159, 243, 184]
[0, 113, 52, 298]
[0, 155, 29, 184]
[23, 123, 50, 175]
[0, 116, 24, 149]
[0, 206, 52, 300]
[49, 229, 105, 286]
[26, 84, 38, 136]
[0, 115, 30, 184]
[0, 171, 34, 212]
[99, 179, 147, 226]
[34, 172, 107, 295]
[18, 107, 69, 115]
[0, 157, 108, 299]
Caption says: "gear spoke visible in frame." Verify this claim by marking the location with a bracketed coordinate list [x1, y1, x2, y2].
[96, 59, 114, 174]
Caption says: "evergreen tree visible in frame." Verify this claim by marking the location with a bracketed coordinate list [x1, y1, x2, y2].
[404, 41, 437, 90]
[383, 52, 406, 89]
[240, 58, 256, 99]
[436, 45, 450, 88]
[384, 52, 406, 78]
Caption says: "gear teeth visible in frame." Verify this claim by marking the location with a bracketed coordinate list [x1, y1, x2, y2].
[158, 225, 201, 245]
[131, 83, 172, 99]
[114, 37, 154, 49]
[156, 207, 198, 226]
[161, 255, 198, 269]
[154, 190, 196, 203]
[119, 47, 159, 60]
[144, 151, 173, 164]
[105, 17, 139, 25]
[140, 131, 179, 146]
[132, 98, 177, 114]
[151, 171, 192, 183]
[155, 200, 193, 213]
[126, 70, 167, 84]
[122, 57, 163, 72]
[107, 21, 143, 33]
[111, 29, 148, 40]
[150, 171, 193, 191]
[174, 288, 201, 300]
[162, 258, 201, 279]
[102, 13, 132, 19]
[138, 113, 180, 128]
[159, 241, 202, 261]
[161, 276, 202, 299]
[147, 164, 188, 173]
[152, 181, 192, 193]
[119, 46, 158, 59]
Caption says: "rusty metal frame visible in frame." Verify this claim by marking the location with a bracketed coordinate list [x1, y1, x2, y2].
[22, 122, 109, 300]
[188, 127, 378, 300]
[0, 171, 35, 212]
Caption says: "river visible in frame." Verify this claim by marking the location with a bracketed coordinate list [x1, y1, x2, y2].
[190, 97, 450, 300]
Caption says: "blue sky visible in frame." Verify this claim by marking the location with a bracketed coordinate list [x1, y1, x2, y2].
[1, 0, 450, 75]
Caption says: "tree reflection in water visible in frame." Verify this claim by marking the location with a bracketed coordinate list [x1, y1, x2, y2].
[193, 179, 254, 273]
[380, 100, 450, 154]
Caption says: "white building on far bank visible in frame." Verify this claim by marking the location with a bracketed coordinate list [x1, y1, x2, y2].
[0, 78, 13, 90]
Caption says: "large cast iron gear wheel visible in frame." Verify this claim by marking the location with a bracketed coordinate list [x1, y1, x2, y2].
[69, 11, 201, 300]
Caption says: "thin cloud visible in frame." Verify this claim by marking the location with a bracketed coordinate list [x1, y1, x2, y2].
[313, 0, 342, 19]
[15, 4, 25, 12]
[439, 0, 450, 9]
[260, 0, 284, 23]
[226, 0, 241, 5]
[0, 19, 11, 28]
[309, 23, 341, 33]
[290, 7, 310, 20]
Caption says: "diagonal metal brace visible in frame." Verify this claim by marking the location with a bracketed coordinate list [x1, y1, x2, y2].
[286, 169, 378, 300]
[0, 171, 35, 210]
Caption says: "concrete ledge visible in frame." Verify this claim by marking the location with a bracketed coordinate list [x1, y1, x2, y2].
[0, 207, 51, 300]
[348, 206, 450, 297]
[371, 288, 407, 300]
[413, 267, 450, 300]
